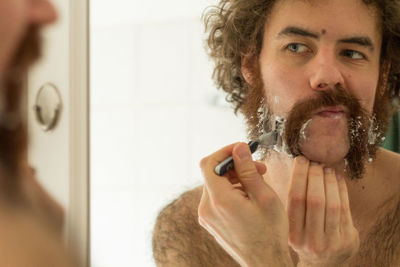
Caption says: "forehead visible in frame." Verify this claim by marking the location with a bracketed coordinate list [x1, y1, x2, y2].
[265, 0, 381, 44]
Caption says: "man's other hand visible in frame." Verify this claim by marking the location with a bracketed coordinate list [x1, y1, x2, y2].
[287, 156, 360, 266]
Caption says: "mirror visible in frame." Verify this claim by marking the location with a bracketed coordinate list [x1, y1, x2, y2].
[90, 1, 247, 266]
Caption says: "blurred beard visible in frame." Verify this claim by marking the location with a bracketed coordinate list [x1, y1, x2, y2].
[3, 25, 41, 114]
[0, 26, 42, 201]
[241, 62, 391, 180]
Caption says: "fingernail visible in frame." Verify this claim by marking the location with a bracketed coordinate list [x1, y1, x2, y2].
[324, 167, 333, 174]
[297, 156, 308, 164]
[310, 161, 320, 166]
[336, 175, 342, 181]
[237, 144, 251, 160]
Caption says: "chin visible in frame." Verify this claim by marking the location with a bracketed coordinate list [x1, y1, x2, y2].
[299, 138, 350, 165]
[298, 118, 350, 164]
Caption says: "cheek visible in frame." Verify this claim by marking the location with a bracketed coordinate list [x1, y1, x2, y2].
[348, 80, 377, 113]
[260, 62, 310, 115]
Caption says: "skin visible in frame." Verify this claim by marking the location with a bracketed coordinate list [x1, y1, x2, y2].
[0, 0, 57, 78]
[200, 0, 400, 266]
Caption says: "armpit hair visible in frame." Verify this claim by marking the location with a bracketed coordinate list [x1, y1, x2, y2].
[152, 187, 239, 267]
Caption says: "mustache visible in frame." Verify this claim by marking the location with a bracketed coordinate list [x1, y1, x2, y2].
[283, 85, 369, 157]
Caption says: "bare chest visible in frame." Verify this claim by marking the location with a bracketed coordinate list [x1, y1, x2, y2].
[287, 196, 400, 266]
[348, 197, 400, 266]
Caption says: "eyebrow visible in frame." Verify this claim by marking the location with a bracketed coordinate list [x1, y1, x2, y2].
[277, 26, 320, 39]
[338, 37, 374, 51]
[277, 26, 375, 51]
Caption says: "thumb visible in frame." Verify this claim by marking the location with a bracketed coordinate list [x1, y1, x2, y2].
[232, 142, 267, 199]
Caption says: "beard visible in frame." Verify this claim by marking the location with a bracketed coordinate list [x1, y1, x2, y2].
[241, 63, 391, 180]
[283, 86, 388, 179]
[0, 26, 42, 200]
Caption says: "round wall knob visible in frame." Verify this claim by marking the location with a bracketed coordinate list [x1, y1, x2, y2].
[33, 83, 62, 132]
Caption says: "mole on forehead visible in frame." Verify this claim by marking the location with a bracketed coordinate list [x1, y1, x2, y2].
[322, 29, 327, 34]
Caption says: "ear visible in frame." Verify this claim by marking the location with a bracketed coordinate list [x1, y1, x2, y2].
[378, 59, 391, 97]
[241, 54, 256, 86]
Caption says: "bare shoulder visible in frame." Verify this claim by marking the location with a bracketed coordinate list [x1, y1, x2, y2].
[358, 192, 400, 266]
[152, 185, 239, 267]
[375, 148, 400, 191]
[358, 149, 400, 265]
[0, 207, 77, 267]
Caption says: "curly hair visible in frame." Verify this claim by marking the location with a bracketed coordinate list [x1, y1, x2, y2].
[204, 0, 400, 116]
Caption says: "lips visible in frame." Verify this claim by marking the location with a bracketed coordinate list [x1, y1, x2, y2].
[315, 106, 345, 118]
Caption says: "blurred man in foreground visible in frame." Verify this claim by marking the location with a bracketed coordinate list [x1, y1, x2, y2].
[0, 0, 77, 266]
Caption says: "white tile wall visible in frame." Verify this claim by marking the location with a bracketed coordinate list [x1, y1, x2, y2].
[91, 9, 247, 267]
[137, 22, 191, 104]
[91, 25, 138, 107]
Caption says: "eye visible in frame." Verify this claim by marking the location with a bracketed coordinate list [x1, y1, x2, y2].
[286, 43, 310, 54]
[342, 50, 366, 60]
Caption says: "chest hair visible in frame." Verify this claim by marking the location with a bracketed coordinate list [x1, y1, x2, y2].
[353, 195, 400, 266]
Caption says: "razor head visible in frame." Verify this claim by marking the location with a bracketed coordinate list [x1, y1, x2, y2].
[258, 130, 278, 148]
[258, 118, 284, 148]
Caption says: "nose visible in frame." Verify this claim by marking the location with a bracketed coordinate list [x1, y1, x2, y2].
[309, 48, 344, 91]
[29, 0, 58, 25]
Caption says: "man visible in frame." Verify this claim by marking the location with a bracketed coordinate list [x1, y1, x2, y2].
[152, 0, 400, 266]
[0, 0, 78, 266]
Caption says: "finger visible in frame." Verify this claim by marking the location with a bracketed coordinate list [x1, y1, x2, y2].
[255, 161, 267, 175]
[338, 175, 354, 231]
[305, 162, 325, 243]
[198, 185, 211, 225]
[323, 168, 341, 239]
[231, 143, 271, 201]
[227, 161, 267, 184]
[287, 156, 309, 245]
[200, 143, 239, 196]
